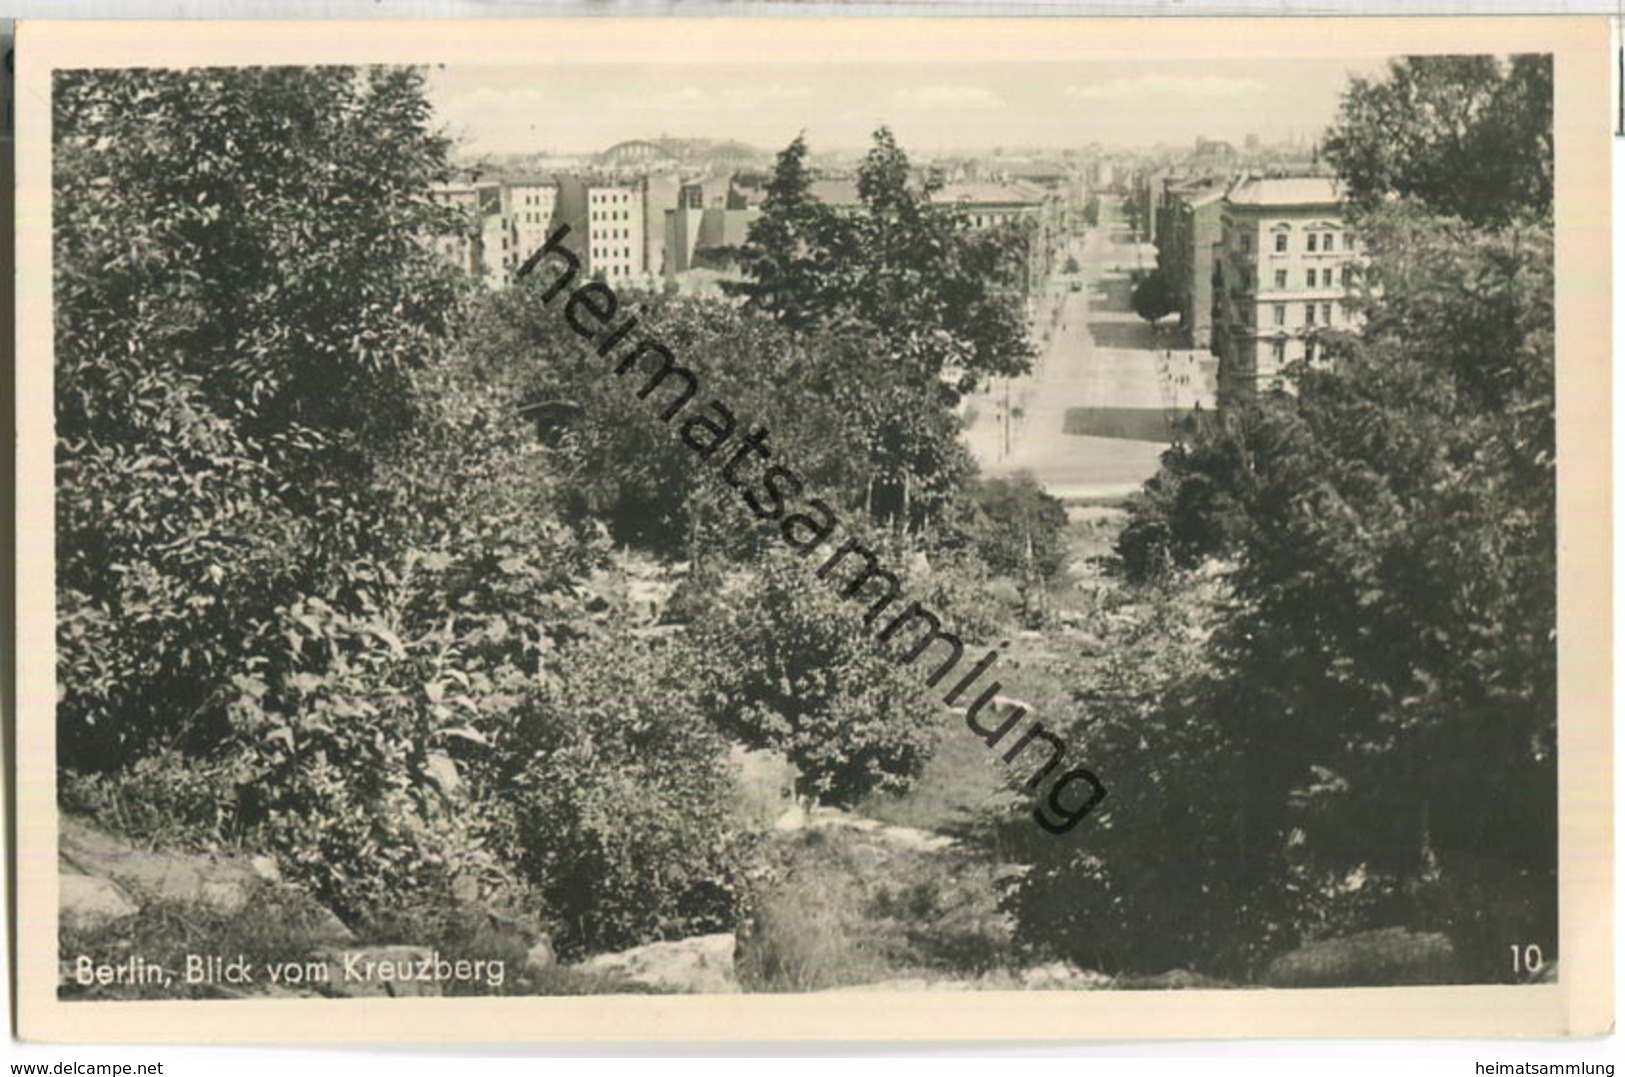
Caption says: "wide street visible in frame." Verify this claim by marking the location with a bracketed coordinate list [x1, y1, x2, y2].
[965, 204, 1217, 502]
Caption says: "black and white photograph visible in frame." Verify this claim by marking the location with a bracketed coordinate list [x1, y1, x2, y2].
[13, 15, 1612, 1043]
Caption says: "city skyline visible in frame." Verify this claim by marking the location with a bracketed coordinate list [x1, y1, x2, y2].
[425, 56, 1393, 159]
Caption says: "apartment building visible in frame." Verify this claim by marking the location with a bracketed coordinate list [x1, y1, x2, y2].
[427, 181, 509, 287]
[1211, 175, 1361, 405]
[1155, 175, 1227, 349]
[552, 177, 648, 283]
[663, 183, 762, 278]
[503, 177, 559, 273]
[427, 182, 483, 278]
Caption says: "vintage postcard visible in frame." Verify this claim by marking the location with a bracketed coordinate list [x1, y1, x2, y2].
[12, 15, 1612, 1043]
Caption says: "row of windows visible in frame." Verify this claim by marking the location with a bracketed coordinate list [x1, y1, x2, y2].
[591, 191, 633, 203]
[1270, 338, 1326, 365]
[592, 209, 633, 222]
[1272, 267, 1353, 289]
[519, 193, 552, 207]
[592, 247, 634, 262]
[595, 227, 633, 240]
[1271, 302, 1340, 327]
[1272, 231, 1350, 253]
[1239, 230, 1358, 255]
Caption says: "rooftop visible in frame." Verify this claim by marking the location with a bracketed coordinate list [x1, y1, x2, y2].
[936, 181, 1048, 206]
[1225, 175, 1343, 208]
[1166, 177, 1228, 208]
[807, 178, 1049, 210]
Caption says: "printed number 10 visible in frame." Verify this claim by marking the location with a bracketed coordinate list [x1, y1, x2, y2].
[1511, 944, 1545, 975]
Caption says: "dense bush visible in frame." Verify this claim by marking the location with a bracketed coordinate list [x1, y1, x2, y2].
[502, 632, 754, 959]
[54, 66, 467, 772]
[1010, 56, 1557, 983]
[1130, 268, 1177, 324]
[694, 550, 947, 807]
[950, 471, 1069, 620]
[738, 828, 1011, 992]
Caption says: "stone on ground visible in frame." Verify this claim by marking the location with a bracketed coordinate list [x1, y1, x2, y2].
[59, 873, 138, 931]
[577, 932, 739, 994]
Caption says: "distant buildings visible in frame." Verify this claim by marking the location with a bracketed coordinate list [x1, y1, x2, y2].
[424, 143, 1074, 301]
[427, 181, 487, 280]
[1154, 175, 1227, 349]
[663, 178, 760, 280]
[1210, 175, 1362, 404]
[502, 177, 559, 277]
[551, 177, 648, 283]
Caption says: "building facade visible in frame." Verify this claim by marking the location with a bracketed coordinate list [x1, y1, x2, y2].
[1155, 176, 1226, 349]
[935, 181, 1061, 295]
[428, 181, 509, 288]
[1212, 176, 1361, 404]
[427, 182, 484, 278]
[553, 177, 649, 283]
[503, 177, 559, 275]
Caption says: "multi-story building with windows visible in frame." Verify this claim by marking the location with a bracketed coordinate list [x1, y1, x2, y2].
[553, 177, 649, 283]
[427, 182, 483, 278]
[1211, 175, 1362, 404]
[502, 177, 559, 275]
[1155, 175, 1227, 349]
[429, 180, 507, 287]
[663, 180, 762, 279]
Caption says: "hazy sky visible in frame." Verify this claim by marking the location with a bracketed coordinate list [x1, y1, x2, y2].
[424, 57, 1395, 157]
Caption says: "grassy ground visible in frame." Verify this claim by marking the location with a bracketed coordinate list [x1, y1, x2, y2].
[860, 508, 1124, 836]
[737, 827, 1015, 992]
[858, 711, 1013, 834]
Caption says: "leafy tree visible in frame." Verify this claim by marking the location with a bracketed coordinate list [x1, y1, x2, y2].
[729, 127, 1036, 397]
[1131, 268, 1177, 324]
[1017, 59, 1556, 982]
[54, 66, 468, 772]
[1322, 54, 1552, 227]
[503, 632, 755, 958]
[954, 472, 1069, 618]
[692, 551, 945, 807]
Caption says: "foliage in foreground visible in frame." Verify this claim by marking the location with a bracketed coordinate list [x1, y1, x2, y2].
[737, 828, 1011, 992]
[693, 551, 948, 808]
[52, 65, 755, 956]
[1016, 55, 1557, 982]
[501, 632, 757, 959]
[54, 65, 467, 774]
